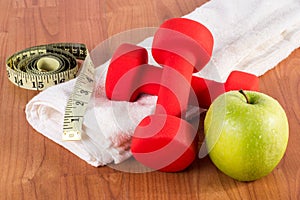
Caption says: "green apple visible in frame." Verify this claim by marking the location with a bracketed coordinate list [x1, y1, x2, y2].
[204, 90, 289, 181]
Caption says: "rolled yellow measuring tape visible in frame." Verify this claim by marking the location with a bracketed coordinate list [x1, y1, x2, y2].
[6, 43, 95, 141]
[6, 43, 87, 90]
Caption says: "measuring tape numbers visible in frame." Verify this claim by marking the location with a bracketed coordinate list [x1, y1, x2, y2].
[6, 43, 87, 91]
[6, 43, 96, 141]
[62, 52, 95, 141]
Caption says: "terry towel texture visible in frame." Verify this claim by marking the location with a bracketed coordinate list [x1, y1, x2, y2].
[26, 0, 300, 166]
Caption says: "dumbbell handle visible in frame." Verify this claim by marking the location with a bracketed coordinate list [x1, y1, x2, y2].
[154, 53, 195, 117]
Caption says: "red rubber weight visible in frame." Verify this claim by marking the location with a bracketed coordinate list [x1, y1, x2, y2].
[131, 114, 198, 172]
[131, 18, 213, 172]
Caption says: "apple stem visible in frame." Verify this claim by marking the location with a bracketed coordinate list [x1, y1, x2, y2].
[239, 90, 250, 104]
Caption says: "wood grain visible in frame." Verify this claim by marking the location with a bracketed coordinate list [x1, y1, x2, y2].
[0, 0, 299, 199]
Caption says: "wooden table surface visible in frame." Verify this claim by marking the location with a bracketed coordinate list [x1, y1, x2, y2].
[0, 0, 299, 199]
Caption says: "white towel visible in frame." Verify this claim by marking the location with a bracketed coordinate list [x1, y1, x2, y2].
[187, 0, 300, 81]
[26, 0, 300, 167]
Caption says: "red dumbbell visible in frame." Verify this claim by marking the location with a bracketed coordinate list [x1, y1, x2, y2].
[105, 43, 259, 109]
[131, 18, 214, 172]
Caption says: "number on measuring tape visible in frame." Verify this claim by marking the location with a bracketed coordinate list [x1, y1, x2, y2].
[62, 53, 95, 141]
[32, 81, 44, 89]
